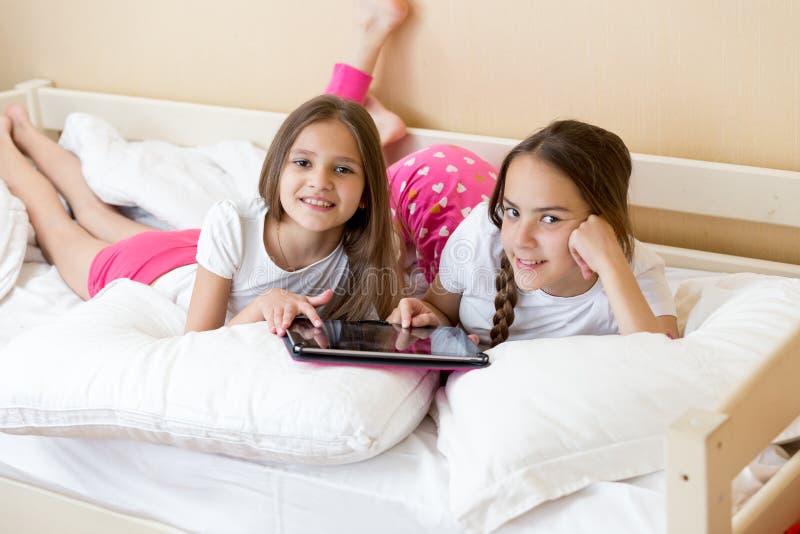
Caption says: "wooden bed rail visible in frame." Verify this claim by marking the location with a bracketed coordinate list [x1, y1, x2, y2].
[0, 87, 28, 118]
[667, 326, 800, 534]
[9, 79, 800, 232]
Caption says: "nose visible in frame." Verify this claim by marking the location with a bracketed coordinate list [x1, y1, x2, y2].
[307, 167, 334, 190]
[513, 218, 538, 249]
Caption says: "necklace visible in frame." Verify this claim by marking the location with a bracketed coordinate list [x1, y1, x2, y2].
[275, 220, 295, 272]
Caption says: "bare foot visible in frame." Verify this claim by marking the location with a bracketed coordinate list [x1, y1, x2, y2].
[350, 0, 409, 74]
[364, 94, 406, 146]
[4, 104, 36, 154]
[356, 0, 408, 39]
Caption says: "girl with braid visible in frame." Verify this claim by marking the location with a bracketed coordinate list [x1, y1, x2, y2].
[386, 120, 679, 348]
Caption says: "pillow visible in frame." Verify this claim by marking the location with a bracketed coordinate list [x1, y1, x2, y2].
[0, 180, 31, 300]
[433, 275, 800, 533]
[0, 279, 437, 464]
[58, 112, 265, 230]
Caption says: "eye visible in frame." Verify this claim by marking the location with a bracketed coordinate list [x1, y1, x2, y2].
[334, 165, 354, 175]
[293, 159, 311, 168]
[541, 214, 560, 224]
[503, 206, 520, 219]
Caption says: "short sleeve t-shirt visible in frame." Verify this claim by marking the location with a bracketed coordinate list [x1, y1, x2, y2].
[437, 202, 677, 346]
[155, 198, 349, 318]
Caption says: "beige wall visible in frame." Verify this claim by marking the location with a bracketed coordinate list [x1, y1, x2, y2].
[1, 0, 798, 262]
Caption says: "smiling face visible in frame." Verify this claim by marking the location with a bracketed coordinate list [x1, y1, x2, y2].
[499, 154, 595, 296]
[278, 119, 365, 239]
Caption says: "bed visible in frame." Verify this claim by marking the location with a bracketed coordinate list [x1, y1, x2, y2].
[0, 79, 799, 534]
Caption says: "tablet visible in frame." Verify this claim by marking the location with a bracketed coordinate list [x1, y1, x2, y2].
[284, 318, 490, 370]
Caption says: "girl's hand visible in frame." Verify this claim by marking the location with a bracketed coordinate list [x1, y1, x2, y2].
[568, 215, 627, 280]
[386, 298, 445, 328]
[234, 288, 334, 336]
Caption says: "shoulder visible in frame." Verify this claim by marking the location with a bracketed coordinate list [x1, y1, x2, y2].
[201, 198, 266, 233]
[196, 199, 266, 278]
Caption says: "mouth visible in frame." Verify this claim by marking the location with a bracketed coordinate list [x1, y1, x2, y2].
[515, 258, 547, 270]
[301, 197, 335, 208]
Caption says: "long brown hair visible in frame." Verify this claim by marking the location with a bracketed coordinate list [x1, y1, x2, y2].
[487, 119, 634, 346]
[257, 94, 401, 320]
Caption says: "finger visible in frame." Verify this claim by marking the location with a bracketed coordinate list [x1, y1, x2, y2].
[385, 308, 401, 325]
[399, 299, 416, 328]
[306, 288, 334, 307]
[260, 306, 275, 334]
[273, 308, 284, 336]
[299, 302, 323, 328]
[569, 246, 594, 280]
[280, 306, 297, 334]
[467, 334, 480, 345]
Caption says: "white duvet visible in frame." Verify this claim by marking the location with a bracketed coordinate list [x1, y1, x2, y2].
[0, 181, 31, 300]
[58, 111, 266, 230]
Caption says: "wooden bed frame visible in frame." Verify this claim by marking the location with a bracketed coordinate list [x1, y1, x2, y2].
[0, 80, 798, 533]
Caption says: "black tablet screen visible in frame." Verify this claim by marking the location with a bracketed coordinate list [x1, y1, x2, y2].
[286, 318, 480, 358]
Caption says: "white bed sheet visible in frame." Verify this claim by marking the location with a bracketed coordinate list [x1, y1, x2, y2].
[0, 418, 666, 534]
[0, 259, 725, 533]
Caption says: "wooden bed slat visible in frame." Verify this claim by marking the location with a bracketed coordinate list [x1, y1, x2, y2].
[0, 477, 183, 533]
[735, 452, 800, 534]
[646, 243, 800, 278]
[33, 85, 287, 149]
[14, 82, 800, 230]
[668, 327, 800, 534]
[0, 88, 28, 117]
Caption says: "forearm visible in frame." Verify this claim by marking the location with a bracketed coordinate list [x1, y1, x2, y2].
[227, 306, 262, 327]
[599, 261, 666, 335]
[421, 279, 462, 326]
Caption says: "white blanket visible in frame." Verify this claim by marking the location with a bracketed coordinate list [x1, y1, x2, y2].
[0, 181, 31, 300]
[58, 112, 266, 230]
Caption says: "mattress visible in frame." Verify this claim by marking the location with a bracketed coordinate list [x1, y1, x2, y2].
[0, 417, 669, 534]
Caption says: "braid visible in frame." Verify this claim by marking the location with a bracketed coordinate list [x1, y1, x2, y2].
[490, 253, 519, 347]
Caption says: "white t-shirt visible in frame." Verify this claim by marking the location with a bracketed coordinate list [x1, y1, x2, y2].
[151, 198, 349, 319]
[437, 202, 677, 346]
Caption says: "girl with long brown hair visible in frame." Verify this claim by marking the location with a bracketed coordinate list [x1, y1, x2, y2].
[387, 120, 679, 347]
[0, 0, 409, 334]
[1, 94, 401, 333]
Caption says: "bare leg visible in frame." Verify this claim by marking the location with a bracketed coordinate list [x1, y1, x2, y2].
[5, 104, 156, 243]
[0, 115, 103, 299]
[351, 0, 408, 146]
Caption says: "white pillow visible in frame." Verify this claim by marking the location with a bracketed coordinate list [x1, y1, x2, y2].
[0, 279, 437, 464]
[433, 275, 800, 533]
[0, 180, 31, 300]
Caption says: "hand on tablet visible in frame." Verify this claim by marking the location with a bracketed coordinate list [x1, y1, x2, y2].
[246, 288, 333, 336]
[386, 298, 444, 329]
